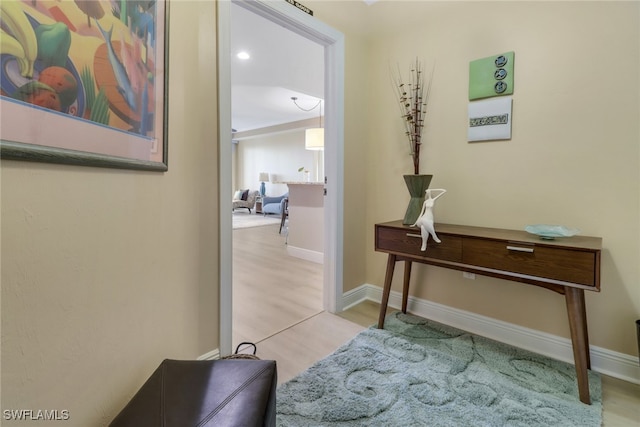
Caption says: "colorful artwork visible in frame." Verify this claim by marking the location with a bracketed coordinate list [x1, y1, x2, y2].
[0, 0, 168, 171]
[469, 51, 514, 101]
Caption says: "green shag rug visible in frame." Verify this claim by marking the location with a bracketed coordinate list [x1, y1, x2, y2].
[276, 312, 602, 426]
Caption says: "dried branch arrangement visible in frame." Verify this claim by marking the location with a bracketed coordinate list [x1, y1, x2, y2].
[391, 58, 433, 175]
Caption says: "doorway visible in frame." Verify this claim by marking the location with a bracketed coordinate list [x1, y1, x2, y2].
[217, 0, 345, 356]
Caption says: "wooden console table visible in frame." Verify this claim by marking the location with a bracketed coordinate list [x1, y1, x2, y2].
[375, 220, 602, 404]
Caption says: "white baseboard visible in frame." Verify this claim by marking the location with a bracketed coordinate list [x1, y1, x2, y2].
[286, 245, 323, 264]
[343, 283, 640, 385]
[197, 349, 220, 360]
[202, 284, 639, 384]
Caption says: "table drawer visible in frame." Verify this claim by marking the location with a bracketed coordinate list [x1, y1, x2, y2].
[376, 226, 462, 262]
[463, 238, 597, 287]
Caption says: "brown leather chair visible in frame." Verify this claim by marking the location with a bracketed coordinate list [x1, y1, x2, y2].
[110, 359, 277, 427]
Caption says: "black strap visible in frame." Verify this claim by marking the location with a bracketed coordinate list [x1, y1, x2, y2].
[234, 342, 257, 355]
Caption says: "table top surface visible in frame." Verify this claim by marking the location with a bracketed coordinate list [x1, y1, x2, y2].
[376, 220, 602, 251]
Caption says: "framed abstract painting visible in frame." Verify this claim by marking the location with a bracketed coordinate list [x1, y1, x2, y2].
[0, 0, 169, 171]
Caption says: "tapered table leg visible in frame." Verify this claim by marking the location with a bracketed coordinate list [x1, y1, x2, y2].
[402, 260, 412, 313]
[565, 286, 591, 404]
[378, 254, 397, 329]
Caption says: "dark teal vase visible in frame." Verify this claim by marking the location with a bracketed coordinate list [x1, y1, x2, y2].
[403, 174, 433, 225]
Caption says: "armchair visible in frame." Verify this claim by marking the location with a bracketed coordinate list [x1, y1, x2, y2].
[233, 190, 259, 213]
[262, 193, 288, 216]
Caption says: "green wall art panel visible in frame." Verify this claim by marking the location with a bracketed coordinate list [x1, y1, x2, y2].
[469, 51, 514, 100]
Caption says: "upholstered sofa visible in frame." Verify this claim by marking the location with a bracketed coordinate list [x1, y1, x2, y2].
[233, 190, 259, 213]
[262, 193, 288, 215]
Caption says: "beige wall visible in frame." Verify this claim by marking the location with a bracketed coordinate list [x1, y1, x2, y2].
[302, 2, 639, 357]
[287, 183, 325, 254]
[360, 1, 639, 356]
[307, 1, 372, 294]
[1, 1, 218, 425]
[2, 2, 638, 424]
[235, 130, 319, 196]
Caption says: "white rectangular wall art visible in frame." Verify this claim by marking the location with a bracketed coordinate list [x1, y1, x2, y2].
[467, 97, 513, 142]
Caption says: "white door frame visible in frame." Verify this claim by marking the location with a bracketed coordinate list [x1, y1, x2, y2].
[217, 0, 345, 356]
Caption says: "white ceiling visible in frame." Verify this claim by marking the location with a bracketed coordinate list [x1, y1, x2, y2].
[230, 3, 325, 133]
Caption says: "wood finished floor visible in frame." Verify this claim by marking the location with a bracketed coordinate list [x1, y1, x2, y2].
[233, 224, 640, 426]
[232, 222, 323, 346]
